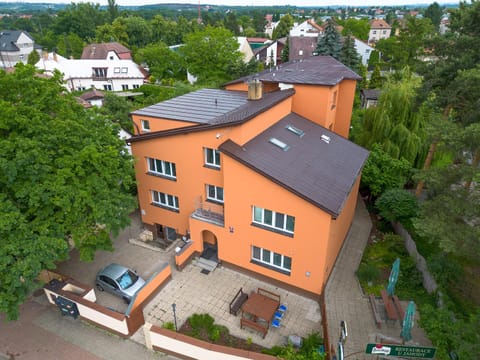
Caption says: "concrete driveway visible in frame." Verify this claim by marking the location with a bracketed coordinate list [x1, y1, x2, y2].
[55, 210, 177, 312]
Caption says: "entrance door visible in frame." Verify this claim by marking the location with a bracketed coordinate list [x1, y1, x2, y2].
[155, 224, 164, 239]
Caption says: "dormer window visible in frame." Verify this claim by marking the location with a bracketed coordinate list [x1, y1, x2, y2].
[93, 67, 107, 78]
[286, 125, 304, 137]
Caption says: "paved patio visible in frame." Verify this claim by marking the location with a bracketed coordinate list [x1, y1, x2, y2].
[133, 262, 322, 349]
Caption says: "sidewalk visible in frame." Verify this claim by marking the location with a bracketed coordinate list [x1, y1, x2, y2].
[0, 295, 176, 360]
[325, 199, 431, 359]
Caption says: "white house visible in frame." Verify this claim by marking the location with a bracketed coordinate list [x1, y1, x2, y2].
[35, 52, 146, 92]
[289, 19, 324, 38]
[236, 37, 254, 63]
[354, 38, 375, 65]
[368, 19, 391, 45]
[0, 30, 39, 69]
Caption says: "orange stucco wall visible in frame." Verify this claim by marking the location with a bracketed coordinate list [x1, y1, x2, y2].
[334, 79, 357, 138]
[224, 82, 247, 92]
[323, 176, 361, 288]
[217, 156, 332, 295]
[131, 115, 196, 135]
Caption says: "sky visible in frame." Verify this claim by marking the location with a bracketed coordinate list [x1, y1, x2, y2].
[3, 0, 457, 7]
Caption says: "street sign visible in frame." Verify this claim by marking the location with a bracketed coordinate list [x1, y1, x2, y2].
[365, 343, 436, 358]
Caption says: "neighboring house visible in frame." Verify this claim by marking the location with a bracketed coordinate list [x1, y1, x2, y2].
[265, 20, 280, 39]
[81, 42, 132, 60]
[247, 37, 271, 50]
[0, 30, 40, 69]
[236, 37, 254, 63]
[354, 38, 375, 65]
[289, 19, 324, 37]
[360, 88, 380, 108]
[35, 52, 146, 92]
[439, 16, 450, 35]
[368, 19, 392, 45]
[254, 37, 286, 67]
[128, 56, 368, 297]
[79, 89, 105, 107]
[288, 36, 318, 61]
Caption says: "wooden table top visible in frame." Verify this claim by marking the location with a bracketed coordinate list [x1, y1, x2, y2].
[241, 292, 279, 322]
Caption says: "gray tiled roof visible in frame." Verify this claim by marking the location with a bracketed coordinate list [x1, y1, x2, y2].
[130, 88, 295, 126]
[219, 114, 369, 217]
[225, 55, 361, 87]
[0, 30, 32, 52]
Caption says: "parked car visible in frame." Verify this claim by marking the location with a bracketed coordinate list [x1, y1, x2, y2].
[95, 263, 145, 303]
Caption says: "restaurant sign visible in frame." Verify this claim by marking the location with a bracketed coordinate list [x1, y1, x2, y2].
[365, 343, 436, 358]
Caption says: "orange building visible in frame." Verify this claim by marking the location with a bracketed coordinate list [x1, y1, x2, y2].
[129, 56, 369, 297]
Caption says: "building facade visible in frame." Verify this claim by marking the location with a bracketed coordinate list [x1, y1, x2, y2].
[129, 56, 368, 297]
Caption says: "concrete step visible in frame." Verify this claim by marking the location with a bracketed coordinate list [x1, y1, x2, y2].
[195, 257, 218, 272]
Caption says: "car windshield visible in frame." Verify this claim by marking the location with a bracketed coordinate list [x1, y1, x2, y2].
[116, 270, 138, 290]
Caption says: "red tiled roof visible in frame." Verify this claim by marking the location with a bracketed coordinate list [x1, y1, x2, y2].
[370, 19, 391, 29]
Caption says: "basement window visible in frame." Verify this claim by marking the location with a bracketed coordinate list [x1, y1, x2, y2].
[285, 125, 305, 137]
[269, 138, 289, 151]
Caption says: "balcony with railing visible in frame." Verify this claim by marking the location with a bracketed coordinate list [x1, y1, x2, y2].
[191, 197, 224, 227]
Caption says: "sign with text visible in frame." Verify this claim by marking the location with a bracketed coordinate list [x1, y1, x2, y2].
[365, 343, 436, 358]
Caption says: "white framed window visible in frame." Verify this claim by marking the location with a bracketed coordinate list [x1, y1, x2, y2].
[252, 206, 295, 234]
[204, 148, 220, 168]
[121, 67, 128, 73]
[93, 67, 107, 77]
[141, 119, 150, 132]
[122, 84, 129, 90]
[114, 67, 121, 73]
[147, 157, 176, 179]
[103, 84, 112, 91]
[152, 190, 179, 211]
[252, 246, 292, 273]
[206, 184, 224, 203]
[133, 84, 140, 89]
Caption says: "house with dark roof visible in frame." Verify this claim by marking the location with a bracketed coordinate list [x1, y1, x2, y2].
[128, 56, 368, 297]
[0, 30, 40, 69]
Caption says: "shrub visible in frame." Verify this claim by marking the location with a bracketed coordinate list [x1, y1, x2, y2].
[375, 189, 419, 224]
[162, 321, 175, 330]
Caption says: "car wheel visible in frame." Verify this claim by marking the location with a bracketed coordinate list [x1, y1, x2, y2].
[96, 284, 104, 292]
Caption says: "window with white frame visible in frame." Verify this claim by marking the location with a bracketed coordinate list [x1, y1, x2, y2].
[133, 84, 140, 89]
[103, 84, 112, 91]
[114, 67, 121, 73]
[147, 157, 176, 179]
[206, 184, 224, 203]
[204, 148, 220, 168]
[251, 246, 292, 273]
[152, 190, 179, 211]
[122, 84, 129, 90]
[252, 206, 295, 234]
[141, 119, 150, 132]
[121, 67, 128, 73]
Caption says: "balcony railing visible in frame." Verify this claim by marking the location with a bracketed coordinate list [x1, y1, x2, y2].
[191, 199, 224, 227]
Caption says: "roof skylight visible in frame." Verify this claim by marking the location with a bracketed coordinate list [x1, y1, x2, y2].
[269, 137, 290, 151]
[286, 124, 305, 137]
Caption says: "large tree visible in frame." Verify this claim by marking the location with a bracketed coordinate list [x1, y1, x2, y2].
[355, 68, 428, 166]
[135, 42, 185, 82]
[272, 14, 294, 40]
[180, 26, 243, 84]
[315, 19, 342, 59]
[0, 65, 136, 320]
[340, 33, 360, 71]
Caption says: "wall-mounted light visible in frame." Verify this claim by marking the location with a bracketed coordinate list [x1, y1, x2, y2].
[305, 271, 311, 277]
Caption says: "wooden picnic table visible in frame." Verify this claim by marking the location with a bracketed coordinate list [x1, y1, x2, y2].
[240, 289, 280, 337]
[381, 289, 398, 322]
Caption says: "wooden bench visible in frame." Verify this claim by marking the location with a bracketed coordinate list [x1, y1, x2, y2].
[229, 288, 248, 316]
[392, 295, 404, 320]
[381, 289, 398, 322]
[240, 317, 268, 338]
[369, 294, 382, 328]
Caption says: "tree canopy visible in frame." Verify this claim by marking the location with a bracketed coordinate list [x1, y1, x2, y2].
[0, 65, 136, 320]
[180, 26, 244, 85]
[315, 19, 342, 59]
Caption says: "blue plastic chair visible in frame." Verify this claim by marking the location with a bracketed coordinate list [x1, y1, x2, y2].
[274, 311, 284, 319]
[272, 318, 281, 328]
[279, 304, 288, 313]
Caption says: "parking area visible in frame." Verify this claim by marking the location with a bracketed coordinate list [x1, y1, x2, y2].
[55, 211, 323, 349]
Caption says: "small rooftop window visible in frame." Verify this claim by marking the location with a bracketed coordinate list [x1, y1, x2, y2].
[269, 137, 289, 151]
[321, 134, 331, 144]
[286, 125, 305, 137]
